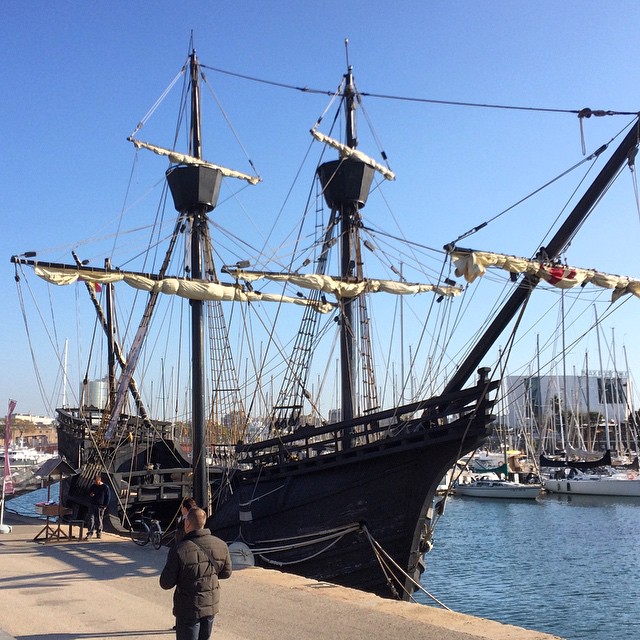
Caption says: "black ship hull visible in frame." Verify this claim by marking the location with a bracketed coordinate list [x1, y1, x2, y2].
[210, 412, 493, 598]
[57, 375, 496, 599]
[207, 375, 497, 598]
[57, 407, 193, 527]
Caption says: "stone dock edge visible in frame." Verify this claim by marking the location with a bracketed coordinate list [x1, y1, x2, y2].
[0, 512, 562, 640]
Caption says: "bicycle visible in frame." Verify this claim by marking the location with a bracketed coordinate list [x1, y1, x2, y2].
[129, 506, 164, 549]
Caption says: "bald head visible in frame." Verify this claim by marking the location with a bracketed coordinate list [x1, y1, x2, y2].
[184, 507, 206, 533]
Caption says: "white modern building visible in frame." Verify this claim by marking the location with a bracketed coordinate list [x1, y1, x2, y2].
[502, 372, 635, 451]
[504, 372, 632, 426]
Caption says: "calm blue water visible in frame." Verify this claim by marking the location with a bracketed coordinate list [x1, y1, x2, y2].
[4, 482, 59, 519]
[417, 493, 640, 640]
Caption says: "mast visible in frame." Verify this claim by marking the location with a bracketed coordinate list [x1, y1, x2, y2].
[340, 67, 357, 423]
[62, 339, 68, 409]
[585, 351, 593, 449]
[105, 258, 117, 410]
[594, 305, 612, 451]
[317, 66, 375, 437]
[612, 327, 621, 449]
[443, 119, 640, 397]
[188, 52, 207, 515]
[66, 251, 155, 428]
[535, 334, 543, 451]
[560, 292, 569, 449]
[166, 50, 223, 512]
[622, 345, 640, 458]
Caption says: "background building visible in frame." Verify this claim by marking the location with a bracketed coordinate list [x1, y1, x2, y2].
[502, 372, 635, 453]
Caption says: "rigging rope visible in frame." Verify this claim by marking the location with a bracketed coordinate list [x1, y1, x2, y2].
[13, 267, 56, 416]
[250, 523, 362, 566]
[200, 70, 262, 179]
[432, 302, 527, 513]
[628, 147, 640, 225]
[129, 65, 186, 138]
[450, 141, 609, 246]
[361, 525, 451, 608]
[200, 63, 638, 118]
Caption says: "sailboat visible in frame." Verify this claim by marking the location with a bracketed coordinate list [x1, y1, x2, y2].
[455, 478, 541, 499]
[455, 441, 542, 500]
[543, 468, 640, 497]
[10, 48, 640, 600]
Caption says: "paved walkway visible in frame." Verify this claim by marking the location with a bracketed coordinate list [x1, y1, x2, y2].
[0, 513, 561, 640]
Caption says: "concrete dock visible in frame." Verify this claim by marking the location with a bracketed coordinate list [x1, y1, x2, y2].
[0, 512, 561, 640]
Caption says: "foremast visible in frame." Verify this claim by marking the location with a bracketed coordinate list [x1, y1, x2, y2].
[165, 50, 224, 510]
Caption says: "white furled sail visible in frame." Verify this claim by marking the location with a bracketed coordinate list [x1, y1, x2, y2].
[33, 266, 333, 313]
[450, 249, 640, 302]
[311, 130, 396, 181]
[128, 137, 261, 185]
[227, 269, 462, 298]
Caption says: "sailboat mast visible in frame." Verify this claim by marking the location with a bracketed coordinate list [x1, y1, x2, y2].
[622, 345, 640, 458]
[105, 258, 117, 410]
[594, 305, 612, 451]
[585, 351, 593, 449]
[317, 66, 375, 436]
[189, 53, 203, 159]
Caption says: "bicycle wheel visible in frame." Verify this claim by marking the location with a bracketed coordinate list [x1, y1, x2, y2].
[130, 519, 150, 546]
[151, 524, 163, 550]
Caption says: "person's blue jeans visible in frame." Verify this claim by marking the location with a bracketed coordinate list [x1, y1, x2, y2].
[87, 506, 105, 535]
[175, 616, 214, 640]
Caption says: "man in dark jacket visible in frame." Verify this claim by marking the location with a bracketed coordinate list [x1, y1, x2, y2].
[160, 507, 232, 640]
[86, 474, 110, 539]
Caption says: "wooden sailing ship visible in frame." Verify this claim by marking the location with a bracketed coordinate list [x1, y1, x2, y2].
[10, 47, 640, 599]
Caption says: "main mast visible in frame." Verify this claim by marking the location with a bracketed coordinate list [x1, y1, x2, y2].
[317, 66, 375, 432]
[166, 50, 223, 511]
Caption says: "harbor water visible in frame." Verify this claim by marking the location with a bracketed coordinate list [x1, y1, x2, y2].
[417, 493, 640, 640]
[6, 486, 639, 639]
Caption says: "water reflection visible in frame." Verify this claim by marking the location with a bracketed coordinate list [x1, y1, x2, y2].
[419, 494, 640, 640]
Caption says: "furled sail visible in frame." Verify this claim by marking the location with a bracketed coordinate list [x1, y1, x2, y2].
[449, 249, 640, 302]
[540, 449, 612, 469]
[128, 137, 261, 185]
[33, 266, 333, 313]
[566, 443, 610, 461]
[311, 130, 396, 181]
[226, 269, 462, 298]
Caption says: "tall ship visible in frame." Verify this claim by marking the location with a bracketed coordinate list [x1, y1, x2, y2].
[11, 46, 640, 599]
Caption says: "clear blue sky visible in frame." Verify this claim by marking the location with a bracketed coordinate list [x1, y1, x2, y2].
[3, 0, 640, 417]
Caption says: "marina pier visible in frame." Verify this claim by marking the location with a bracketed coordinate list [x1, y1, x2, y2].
[0, 513, 559, 640]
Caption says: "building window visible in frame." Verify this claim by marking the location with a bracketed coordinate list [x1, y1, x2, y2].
[597, 377, 625, 404]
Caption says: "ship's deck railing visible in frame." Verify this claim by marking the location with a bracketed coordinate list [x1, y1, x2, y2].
[218, 376, 498, 469]
[57, 408, 176, 441]
[112, 467, 192, 501]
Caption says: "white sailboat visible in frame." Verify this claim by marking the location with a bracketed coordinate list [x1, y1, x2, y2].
[543, 468, 640, 497]
[456, 478, 541, 499]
